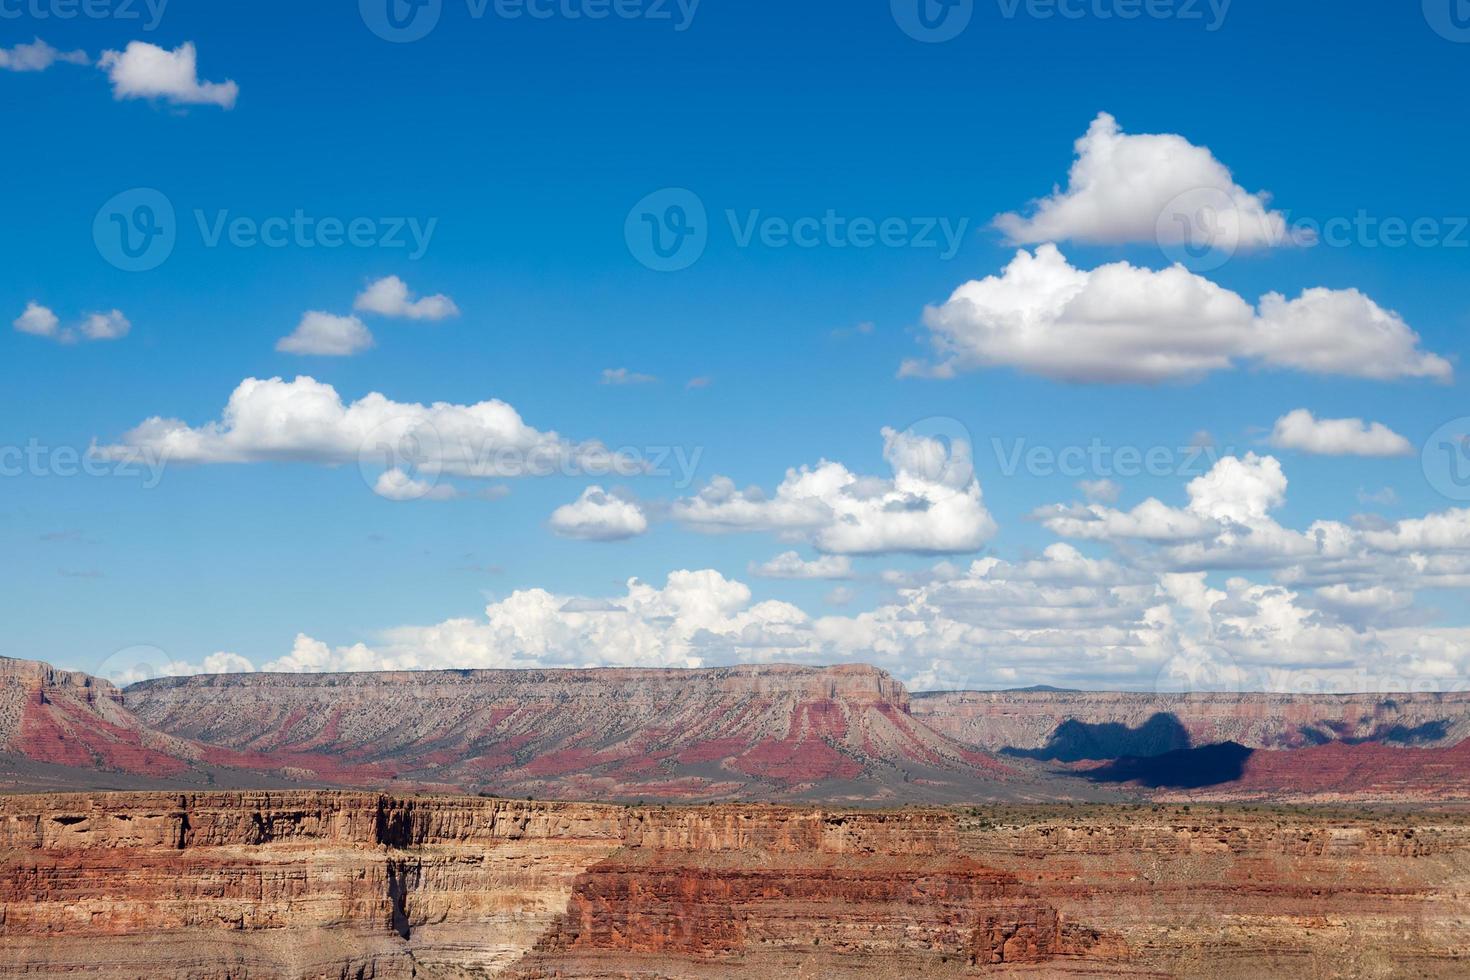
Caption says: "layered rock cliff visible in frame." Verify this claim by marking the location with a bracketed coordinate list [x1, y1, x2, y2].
[122, 663, 1024, 801]
[0, 658, 203, 783]
[4, 792, 1469, 978]
[914, 689, 1470, 752]
[0, 792, 1125, 978]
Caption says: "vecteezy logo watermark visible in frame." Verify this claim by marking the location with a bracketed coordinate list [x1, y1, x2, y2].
[94, 645, 172, 687]
[94, 188, 177, 273]
[1424, 418, 1470, 502]
[1424, 0, 1470, 42]
[1155, 186, 1245, 272]
[361, 0, 699, 41]
[625, 188, 972, 271]
[891, 0, 974, 42]
[94, 188, 439, 270]
[625, 188, 708, 272]
[360, 0, 442, 42]
[0, 0, 167, 30]
[1153, 649, 1247, 695]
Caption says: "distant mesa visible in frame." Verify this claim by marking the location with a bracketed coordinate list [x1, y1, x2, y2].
[4, 656, 1470, 803]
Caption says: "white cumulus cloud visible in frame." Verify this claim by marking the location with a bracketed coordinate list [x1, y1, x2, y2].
[994, 112, 1288, 248]
[1269, 409, 1413, 457]
[146, 538, 1470, 692]
[98, 41, 237, 109]
[674, 426, 996, 556]
[78, 309, 131, 341]
[13, 302, 60, 338]
[549, 486, 649, 541]
[373, 468, 460, 501]
[276, 312, 375, 357]
[751, 551, 854, 580]
[907, 245, 1451, 384]
[94, 375, 613, 482]
[353, 276, 460, 321]
[1251, 288, 1451, 382]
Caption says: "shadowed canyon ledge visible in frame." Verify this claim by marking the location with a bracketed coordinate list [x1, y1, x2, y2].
[4, 792, 1470, 978]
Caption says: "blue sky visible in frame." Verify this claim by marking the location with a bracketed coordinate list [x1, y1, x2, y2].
[3, 0, 1469, 691]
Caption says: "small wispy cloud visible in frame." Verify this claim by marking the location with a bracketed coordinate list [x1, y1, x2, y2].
[354, 276, 460, 321]
[831, 321, 875, 340]
[0, 39, 88, 73]
[13, 303, 130, 345]
[601, 368, 658, 386]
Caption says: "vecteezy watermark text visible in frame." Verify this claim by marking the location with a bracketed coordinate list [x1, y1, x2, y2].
[357, 417, 706, 501]
[892, 0, 1229, 42]
[0, 0, 166, 29]
[625, 188, 971, 271]
[194, 210, 437, 258]
[1157, 187, 1470, 272]
[996, 0, 1230, 30]
[94, 188, 438, 271]
[360, 0, 698, 43]
[0, 441, 167, 489]
[991, 436, 1233, 479]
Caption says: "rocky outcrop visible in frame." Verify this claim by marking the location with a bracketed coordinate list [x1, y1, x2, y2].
[0, 792, 1125, 978]
[0, 658, 203, 782]
[960, 805, 1470, 979]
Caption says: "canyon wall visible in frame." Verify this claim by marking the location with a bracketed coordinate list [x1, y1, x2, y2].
[960, 804, 1470, 979]
[4, 792, 1470, 978]
[0, 792, 1123, 979]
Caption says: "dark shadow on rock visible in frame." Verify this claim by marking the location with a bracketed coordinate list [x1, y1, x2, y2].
[1001, 713, 1192, 763]
[1297, 719, 1450, 748]
[1356, 720, 1450, 746]
[1080, 742, 1254, 789]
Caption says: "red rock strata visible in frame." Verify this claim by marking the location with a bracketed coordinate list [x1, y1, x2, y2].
[8, 656, 1470, 804]
[5, 793, 1470, 978]
[0, 792, 1124, 979]
[0, 658, 199, 779]
[122, 662, 1023, 800]
[1185, 738, 1470, 802]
